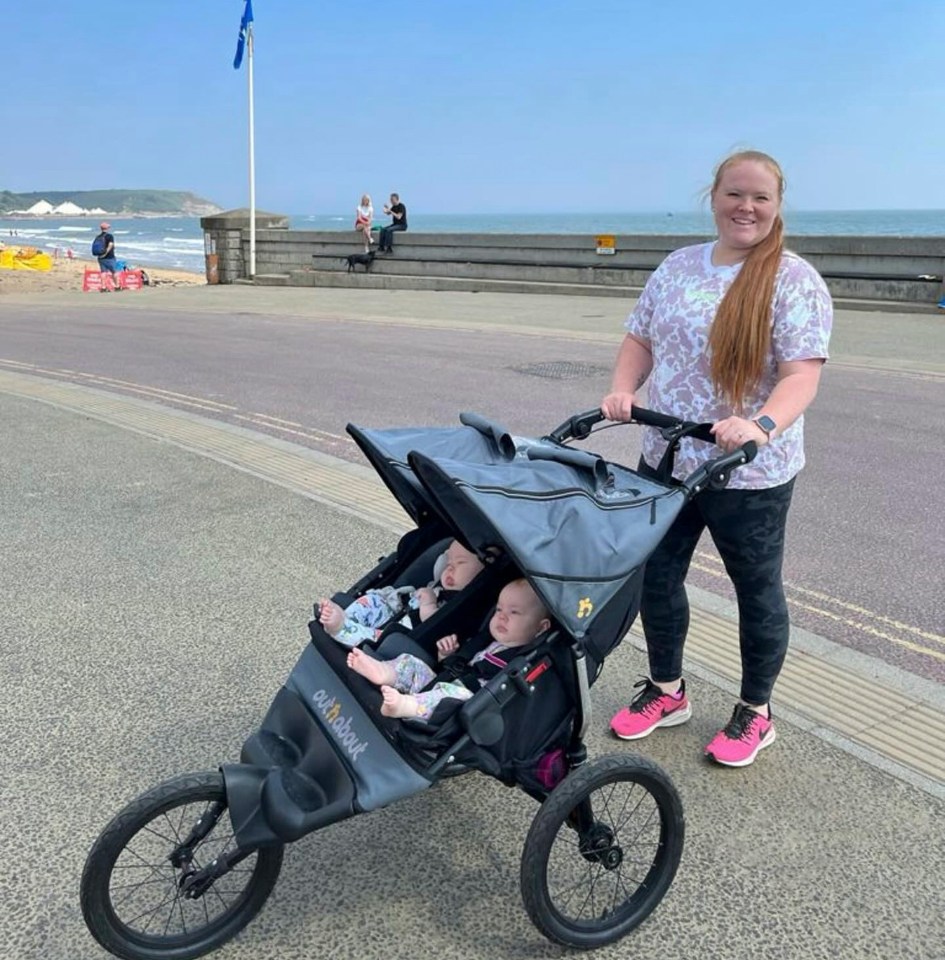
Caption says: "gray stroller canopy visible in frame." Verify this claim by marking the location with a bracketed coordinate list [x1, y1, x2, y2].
[407, 451, 687, 640]
[347, 412, 516, 526]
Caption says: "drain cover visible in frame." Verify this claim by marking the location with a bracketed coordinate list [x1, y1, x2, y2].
[512, 361, 611, 381]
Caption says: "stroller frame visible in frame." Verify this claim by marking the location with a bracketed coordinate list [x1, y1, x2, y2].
[80, 407, 756, 959]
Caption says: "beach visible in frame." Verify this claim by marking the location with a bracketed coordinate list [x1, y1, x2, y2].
[0, 251, 204, 295]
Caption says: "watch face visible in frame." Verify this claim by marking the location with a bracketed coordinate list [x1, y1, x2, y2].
[756, 415, 776, 434]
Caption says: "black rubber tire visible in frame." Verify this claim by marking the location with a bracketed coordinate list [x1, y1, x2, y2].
[520, 753, 684, 948]
[80, 771, 284, 960]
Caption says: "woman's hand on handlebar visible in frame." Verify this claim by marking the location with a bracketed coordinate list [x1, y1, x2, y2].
[600, 391, 636, 422]
[711, 416, 768, 453]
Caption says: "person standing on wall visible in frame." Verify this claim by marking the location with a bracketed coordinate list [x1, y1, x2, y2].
[377, 193, 407, 253]
[602, 150, 833, 768]
[93, 222, 121, 292]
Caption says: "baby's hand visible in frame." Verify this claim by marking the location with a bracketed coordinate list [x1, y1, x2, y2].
[436, 634, 460, 659]
[415, 586, 436, 605]
[415, 587, 438, 620]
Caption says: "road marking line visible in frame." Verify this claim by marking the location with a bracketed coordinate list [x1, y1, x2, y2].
[689, 558, 945, 662]
[233, 414, 354, 444]
[72, 372, 239, 410]
[695, 551, 943, 646]
[0, 360, 354, 447]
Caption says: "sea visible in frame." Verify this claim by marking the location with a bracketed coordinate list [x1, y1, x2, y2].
[3, 209, 943, 275]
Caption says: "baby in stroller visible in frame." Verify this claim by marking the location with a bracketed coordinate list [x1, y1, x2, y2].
[317, 539, 484, 646]
[346, 578, 551, 718]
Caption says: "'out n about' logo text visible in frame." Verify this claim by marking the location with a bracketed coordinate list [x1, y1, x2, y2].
[311, 689, 370, 762]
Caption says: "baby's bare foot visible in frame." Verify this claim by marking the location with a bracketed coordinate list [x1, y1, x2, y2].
[347, 648, 396, 687]
[380, 685, 422, 718]
[318, 598, 345, 636]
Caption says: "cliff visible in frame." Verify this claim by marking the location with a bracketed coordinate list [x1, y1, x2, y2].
[0, 189, 223, 216]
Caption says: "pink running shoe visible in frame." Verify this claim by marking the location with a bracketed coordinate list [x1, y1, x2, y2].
[704, 704, 776, 767]
[610, 678, 691, 740]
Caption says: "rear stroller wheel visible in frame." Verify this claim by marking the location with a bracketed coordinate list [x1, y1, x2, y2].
[520, 754, 684, 948]
[80, 770, 284, 960]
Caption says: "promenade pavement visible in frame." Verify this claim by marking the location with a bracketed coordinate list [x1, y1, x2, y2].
[3, 282, 944, 378]
[1, 286, 943, 960]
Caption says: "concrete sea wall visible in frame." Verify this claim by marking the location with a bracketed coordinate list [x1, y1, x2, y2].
[202, 210, 945, 308]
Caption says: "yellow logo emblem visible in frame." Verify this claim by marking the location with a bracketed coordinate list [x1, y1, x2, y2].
[326, 702, 341, 722]
[577, 597, 594, 618]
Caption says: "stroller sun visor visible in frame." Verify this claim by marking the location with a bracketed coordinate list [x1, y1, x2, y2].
[408, 451, 688, 640]
[347, 413, 517, 525]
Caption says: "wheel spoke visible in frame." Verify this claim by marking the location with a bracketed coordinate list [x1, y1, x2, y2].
[111, 870, 175, 910]
[123, 884, 179, 932]
[139, 823, 182, 847]
[209, 881, 233, 913]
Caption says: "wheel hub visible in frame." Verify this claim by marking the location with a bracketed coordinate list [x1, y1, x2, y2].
[578, 823, 623, 870]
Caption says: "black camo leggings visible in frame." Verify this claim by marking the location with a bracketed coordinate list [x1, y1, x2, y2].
[638, 460, 796, 706]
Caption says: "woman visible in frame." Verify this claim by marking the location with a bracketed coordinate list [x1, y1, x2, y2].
[355, 194, 374, 252]
[601, 150, 833, 767]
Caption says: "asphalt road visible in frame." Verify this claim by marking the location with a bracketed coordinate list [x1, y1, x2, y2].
[1, 292, 942, 684]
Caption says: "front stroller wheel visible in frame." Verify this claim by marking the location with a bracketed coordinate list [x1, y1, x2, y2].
[80, 770, 284, 960]
[520, 754, 684, 948]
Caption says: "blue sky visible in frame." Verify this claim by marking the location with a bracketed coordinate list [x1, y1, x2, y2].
[3, 1, 943, 214]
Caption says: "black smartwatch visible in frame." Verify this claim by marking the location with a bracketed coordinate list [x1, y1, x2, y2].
[752, 415, 776, 439]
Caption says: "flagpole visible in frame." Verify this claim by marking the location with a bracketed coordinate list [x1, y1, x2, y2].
[247, 22, 256, 278]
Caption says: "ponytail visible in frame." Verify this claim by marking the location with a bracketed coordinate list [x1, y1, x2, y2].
[706, 150, 786, 411]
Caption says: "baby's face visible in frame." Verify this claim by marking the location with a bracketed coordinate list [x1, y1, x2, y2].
[489, 581, 550, 647]
[440, 542, 484, 591]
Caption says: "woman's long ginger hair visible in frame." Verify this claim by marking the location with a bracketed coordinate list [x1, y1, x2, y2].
[707, 150, 785, 411]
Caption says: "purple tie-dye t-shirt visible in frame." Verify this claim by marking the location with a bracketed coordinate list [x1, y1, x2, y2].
[625, 242, 833, 489]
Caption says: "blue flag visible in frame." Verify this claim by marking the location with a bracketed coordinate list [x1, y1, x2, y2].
[233, 0, 254, 69]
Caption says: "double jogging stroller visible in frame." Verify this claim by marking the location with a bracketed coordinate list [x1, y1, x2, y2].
[80, 407, 756, 960]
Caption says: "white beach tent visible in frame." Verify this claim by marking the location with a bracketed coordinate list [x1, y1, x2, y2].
[25, 200, 54, 215]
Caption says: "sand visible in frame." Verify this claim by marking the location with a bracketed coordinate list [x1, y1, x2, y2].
[0, 251, 204, 295]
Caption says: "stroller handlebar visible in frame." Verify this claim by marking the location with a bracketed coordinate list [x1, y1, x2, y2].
[547, 405, 712, 443]
[682, 441, 757, 495]
[545, 406, 758, 493]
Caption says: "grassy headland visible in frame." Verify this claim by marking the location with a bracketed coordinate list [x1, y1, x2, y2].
[1, 189, 221, 216]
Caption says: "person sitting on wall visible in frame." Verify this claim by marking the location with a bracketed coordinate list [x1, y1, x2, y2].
[377, 193, 408, 253]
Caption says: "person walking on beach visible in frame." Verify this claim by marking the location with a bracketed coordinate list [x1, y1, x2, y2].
[602, 149, 833, 768]
[355, 194, 374, 252]
[377, 193, 407, 253]
[94, 222, 121, 292]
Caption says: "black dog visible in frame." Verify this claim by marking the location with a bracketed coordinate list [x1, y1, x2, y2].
[344, 250, 376, 273]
